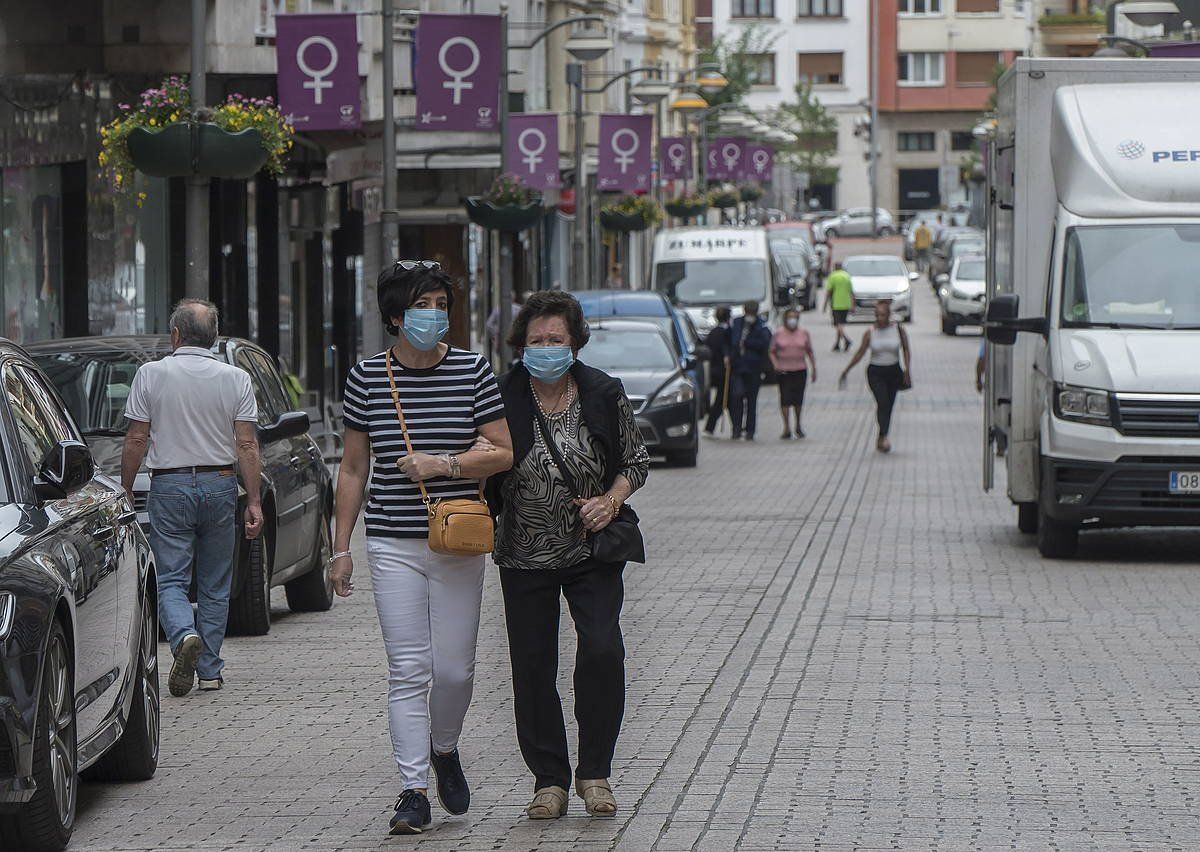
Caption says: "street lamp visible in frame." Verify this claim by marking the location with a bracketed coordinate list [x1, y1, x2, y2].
[564, 24, 614, 61]
[1097, 0, 1181, 54]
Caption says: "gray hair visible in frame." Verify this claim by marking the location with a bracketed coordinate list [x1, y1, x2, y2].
[170, 299, 219, 348]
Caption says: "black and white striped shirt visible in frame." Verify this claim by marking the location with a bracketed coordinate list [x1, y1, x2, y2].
[343, 347, 505, 539]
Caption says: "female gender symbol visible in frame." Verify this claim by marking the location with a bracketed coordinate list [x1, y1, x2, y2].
[722, 142, 742, 171]
[611, 128, 641, 174]
[296, 36, 339, 105]
[438, 37, 481, 105]
[667, 143, 687, 171]
[518, 128, 547, 173]
[752, 149, 771, 174]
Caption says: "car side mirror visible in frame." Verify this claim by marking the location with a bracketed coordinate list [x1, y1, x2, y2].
[985, 293, 1047, 345]
[693, 344, 712, 362]
[258, 410, 310, 444]
[774, 287, 791, 307]
[34, 440, 95, 502]
[908, 271, 920, 282]
[684, 356, 700, 372]
[936, 274, 949, 285]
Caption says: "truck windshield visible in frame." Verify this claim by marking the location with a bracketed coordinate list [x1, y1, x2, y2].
[656, 260, 766, 306]
[1063, 225, 1200, 329]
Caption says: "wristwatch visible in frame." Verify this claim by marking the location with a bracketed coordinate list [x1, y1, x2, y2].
[447, 454, 461, 478]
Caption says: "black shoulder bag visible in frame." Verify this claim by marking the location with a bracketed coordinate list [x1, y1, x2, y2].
[532, 406, 645, 565]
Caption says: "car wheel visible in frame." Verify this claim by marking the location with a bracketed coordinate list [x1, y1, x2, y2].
[940, 315, 957, 336]
[83, 603, 159, 782]
[824, 228, 838, 239]
[878, 226, 895, 237]
[227, 529, 272, 636]
[666, 447, 698, 467]
[1036, 503, 1078, 558]
[0, 621, 76, 852]
[285, 505, 335, 613]
[1017, 502, 1039, 534]
[902, 309, 913, 324]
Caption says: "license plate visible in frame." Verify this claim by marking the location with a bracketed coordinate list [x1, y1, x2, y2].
[1169, 471, 1200, 494]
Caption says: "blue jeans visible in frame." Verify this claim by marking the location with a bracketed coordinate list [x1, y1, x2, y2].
[148, 471, 238, 680]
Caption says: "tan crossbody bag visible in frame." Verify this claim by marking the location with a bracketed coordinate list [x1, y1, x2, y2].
[385, 350, 494, 557]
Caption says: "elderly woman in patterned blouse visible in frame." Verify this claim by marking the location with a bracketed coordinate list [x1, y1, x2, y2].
[485, 290, 650, 821]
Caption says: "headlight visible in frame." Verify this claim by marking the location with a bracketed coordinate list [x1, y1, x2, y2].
[0, 592, 14, 641]
[1053, 383, 1111, 426]
[649, 378, 695, 409]
[951, 287, 972, 300]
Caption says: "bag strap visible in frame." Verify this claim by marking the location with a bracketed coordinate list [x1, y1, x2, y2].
[532, 404, 583, 501]
[385, 349, 487, 512]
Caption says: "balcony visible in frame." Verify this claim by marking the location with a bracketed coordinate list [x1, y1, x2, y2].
[1038, 11, 1105, 55]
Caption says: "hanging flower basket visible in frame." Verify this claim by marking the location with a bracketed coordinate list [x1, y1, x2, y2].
[709, 187, 740, 209]
[464, 197, 544, 232]
[127, 124, 267, 179]
[738, 184, 764, 202]
[599, 194, 663, 232]
[665, 194, 710, 219]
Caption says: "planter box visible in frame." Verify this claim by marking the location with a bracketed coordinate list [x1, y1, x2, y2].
[664, 200, 708, 219]
[127, 123, 266, 179]
[738, 185, 764, 202]
[464, 198, 544, 232]
[710, 191, 740, 209]
[599, 209, 650, 232]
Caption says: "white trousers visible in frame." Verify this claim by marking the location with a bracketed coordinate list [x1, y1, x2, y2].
[366, 537, 485, 790]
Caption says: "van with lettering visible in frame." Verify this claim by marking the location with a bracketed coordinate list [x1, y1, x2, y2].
[650, 227, 777, 335]
[983, 58, 1200, 558]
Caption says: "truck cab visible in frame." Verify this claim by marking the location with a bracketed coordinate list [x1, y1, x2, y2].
[984, 60, 1200, 558]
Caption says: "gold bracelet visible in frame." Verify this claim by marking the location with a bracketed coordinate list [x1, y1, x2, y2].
[605, 494, 620, 517]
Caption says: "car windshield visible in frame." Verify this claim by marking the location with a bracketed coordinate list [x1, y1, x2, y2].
[957, 259, 985, 280]
[776, 253, 809, 276]
[30, 350, 152, 435]
[656, 259, 767, 306]
[1062, 224, 1200, 329]
[843, 258, 905, 277]
[585, 329, 678, 372]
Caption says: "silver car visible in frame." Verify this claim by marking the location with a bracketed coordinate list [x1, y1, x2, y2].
[817, 208, 896, 239]
[841, 255, 918, 323]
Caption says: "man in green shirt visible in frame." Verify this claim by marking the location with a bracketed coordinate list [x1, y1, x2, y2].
[823, 262, 855, 352]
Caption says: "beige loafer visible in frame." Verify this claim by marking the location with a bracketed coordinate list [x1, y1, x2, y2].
[575, 778, 617, 817]
[526, 786, 568, 820]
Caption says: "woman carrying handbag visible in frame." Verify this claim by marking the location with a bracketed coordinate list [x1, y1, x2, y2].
[839, 299, 912, 453]
[331, 261, 513, 835]
[486, 291, 650, 821]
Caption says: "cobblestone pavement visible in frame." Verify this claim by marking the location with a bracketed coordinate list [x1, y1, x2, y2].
[71, 239, 1200, 850]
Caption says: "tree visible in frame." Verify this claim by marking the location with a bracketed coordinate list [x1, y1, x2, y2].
[774, 81, 839, 190]
[698, 24, 779, 111]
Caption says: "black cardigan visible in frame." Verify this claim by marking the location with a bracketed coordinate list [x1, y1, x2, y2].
[485, 360, 628, 516]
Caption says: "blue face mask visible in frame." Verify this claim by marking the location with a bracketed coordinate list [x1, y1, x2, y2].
[523, 345, 575, 382]
[402, 308, 449, 351]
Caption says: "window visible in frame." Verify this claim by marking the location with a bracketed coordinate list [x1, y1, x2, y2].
[796, 52, 844, 85]
[236, 350, 282, 427]
[4, 364, 67, 476]
[957, 0, 999, 12]
[898, 0, 940, 13]
[951, 131, 976, 151]
[797, 0, 842, 15]
[246, 350, 294, 417]
[731, 0, 773, 17]
[898, 132, 936, 152]
[898, 52, 944, 86]
[744, 53, 777, 85]
[956, 51, 1000, 85]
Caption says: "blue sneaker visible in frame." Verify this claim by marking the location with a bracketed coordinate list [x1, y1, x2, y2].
[389, 789, 432, 834]
[430, 746, 470, 815]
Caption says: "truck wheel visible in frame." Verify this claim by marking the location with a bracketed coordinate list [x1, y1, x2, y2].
[227, 531, 272, 636]
[1036, 503, 1078, 558]
[285, 507, 335, 613]
[1017, 502, 1038, 534]
[0, 621, 76, 852]
[941, 315, 957, 336]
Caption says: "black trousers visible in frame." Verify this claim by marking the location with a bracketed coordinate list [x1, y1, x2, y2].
[704, 366, 727, 433]
[867, 363, 904, 436]
[500, 557, 626, 791]
[729, 370, 762, 437]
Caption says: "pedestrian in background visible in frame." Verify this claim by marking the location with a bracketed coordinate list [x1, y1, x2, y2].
[331, 261, 514, 835]
[488, 291, 650, 821]
[486, 290, 525, 354]
[121, 299, 263, 698]
[728, 301, 772, 441]
[702, 306, 732, 437]
[769, 307, 817, 439]
[913, 220, 933, 275]
[839, 300, 912, 453]
[824, 262, 854, 352]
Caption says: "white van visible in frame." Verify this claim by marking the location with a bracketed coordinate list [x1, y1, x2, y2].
[650, 227, 775, 334]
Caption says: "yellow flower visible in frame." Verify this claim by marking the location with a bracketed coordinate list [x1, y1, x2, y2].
[170, 112, 178, 121]
[98, 152, 108, 165]
[115, 173, 123, 185]
[148, 118, 156, 126]
[287, 139, 293, 148]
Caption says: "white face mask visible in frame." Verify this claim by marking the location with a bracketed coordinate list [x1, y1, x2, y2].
[785, 318, 799, 330]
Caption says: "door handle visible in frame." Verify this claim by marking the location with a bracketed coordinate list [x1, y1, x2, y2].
[289, 456, 302, 468]
[118, 510, 138, 525]
[94, 526, 116, 542]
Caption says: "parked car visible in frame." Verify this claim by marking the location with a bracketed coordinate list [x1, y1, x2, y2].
[930, 231, 986, 284]
[773, 250, 818, 309]
[0, 340, 159, 850]
[816, 207, 896, 239]
[841, 255, 918, 323]
[901, 210, 944, 260]
[27, 336, 334, 637]
[937, 254, 987, 335]
[572, 290, 710, 404]
[584, 320, 699, 467]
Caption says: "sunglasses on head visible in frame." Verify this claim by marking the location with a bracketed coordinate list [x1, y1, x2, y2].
[393, 260, 441, 272]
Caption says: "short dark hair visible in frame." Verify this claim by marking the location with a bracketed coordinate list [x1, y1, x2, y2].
[507, 290, 590, 352]
[742, 300, 760, 317]
[170, 299, 219, 348]
[834, 261, 843, 271]
[377, 263, 458, 336]
[714, 306, 732, 323]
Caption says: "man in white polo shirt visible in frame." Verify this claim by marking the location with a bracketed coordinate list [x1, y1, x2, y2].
[122, 299, 264, 697]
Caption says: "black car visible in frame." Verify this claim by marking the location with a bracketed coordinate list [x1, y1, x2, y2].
[27, 336, 334, 637]
[584, 320, 699, 467]
[0, 340, 158, 851]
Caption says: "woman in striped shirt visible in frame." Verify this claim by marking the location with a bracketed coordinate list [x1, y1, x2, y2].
[331, 261, 513, 835]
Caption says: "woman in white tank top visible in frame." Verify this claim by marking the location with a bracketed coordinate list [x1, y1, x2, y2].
[839, 300, 912, 453]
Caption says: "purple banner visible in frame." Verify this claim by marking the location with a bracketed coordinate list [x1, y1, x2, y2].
[505, 114, 560, 189]
[660, 136, 693, 181]
[709, 137, 746, 181]
[596, 114, 653, 192]
[746, 144, 775, 182]
[415, 14, 501, 132]
[276, 14, 361, 130]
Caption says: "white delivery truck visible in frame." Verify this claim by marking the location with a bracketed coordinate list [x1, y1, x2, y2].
[650, 227, 777, 335]
[984, 58, 1200, 558]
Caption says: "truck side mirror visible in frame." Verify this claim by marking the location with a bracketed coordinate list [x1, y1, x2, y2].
[986, 293, 1047, 345]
